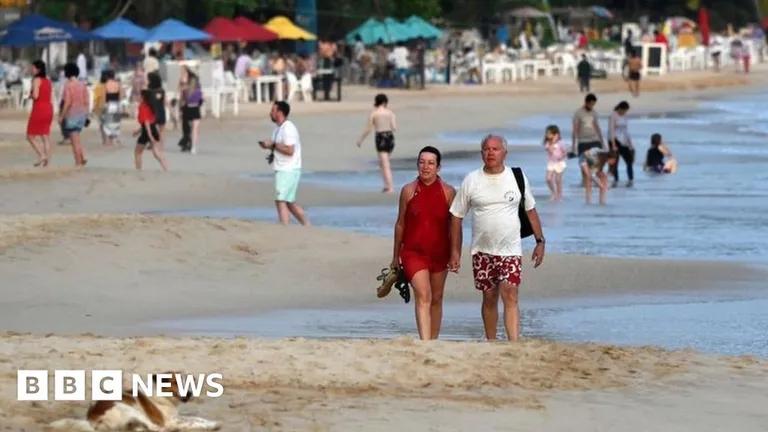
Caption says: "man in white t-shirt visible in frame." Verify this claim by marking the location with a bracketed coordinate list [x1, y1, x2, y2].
[448, 135, 545, 341]
[259, 101, 309, 225]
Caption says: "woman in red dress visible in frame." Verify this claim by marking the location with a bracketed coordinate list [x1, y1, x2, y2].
[392, 146, 456, 340]
[26, 60, 53, 167]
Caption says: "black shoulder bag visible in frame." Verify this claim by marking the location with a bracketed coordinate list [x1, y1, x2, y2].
[512, 167, 534, 238]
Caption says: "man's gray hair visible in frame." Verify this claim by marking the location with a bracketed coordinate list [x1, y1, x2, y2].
[481, 134, 508, 150]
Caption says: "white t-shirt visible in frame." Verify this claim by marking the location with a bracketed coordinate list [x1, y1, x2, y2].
[392, 46, 410, 69]
[271, 120, 302, 171]
[450, 167, 536, 257]
[610, 111, 629, 145]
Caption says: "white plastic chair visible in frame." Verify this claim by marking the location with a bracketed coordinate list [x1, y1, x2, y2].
[0, 80, 12, 109]
[285, 72, 312, 102]
[21, 78, 33, 111]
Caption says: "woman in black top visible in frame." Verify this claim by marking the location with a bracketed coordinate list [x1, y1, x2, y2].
[645, 133, 678, 174]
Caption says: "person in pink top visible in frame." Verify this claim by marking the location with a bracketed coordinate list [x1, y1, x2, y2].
[543, 125, 567, 201]
[59, 63, 89, 167]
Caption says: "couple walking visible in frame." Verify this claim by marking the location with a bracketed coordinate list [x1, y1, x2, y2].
[382, 135, 546, 341]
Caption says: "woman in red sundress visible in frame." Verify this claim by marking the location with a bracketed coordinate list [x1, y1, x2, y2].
[26, 60, 53, 167]
[391, 146, 455, 340]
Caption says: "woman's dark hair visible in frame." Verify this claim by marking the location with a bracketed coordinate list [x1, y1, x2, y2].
[147, 71, 163, 90]
[99, 69, 114, 84]
[651, 133, 662, 147]
[140, 89, 153, 102]
[615, 101, 630, 111]
[32, 60, 46, 78]
[374, 93, 388, 107]
[64, 62, 79, 79]
[418, 145, 442, 166]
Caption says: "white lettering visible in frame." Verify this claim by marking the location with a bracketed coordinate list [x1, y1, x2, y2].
[205, 373, 224, 397]
[155, 373, 173, 397]
[175, 374, 206, 397]
[131, 374, 153, 397]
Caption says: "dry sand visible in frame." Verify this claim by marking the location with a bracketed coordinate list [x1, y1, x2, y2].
[1, 68, 767, 430]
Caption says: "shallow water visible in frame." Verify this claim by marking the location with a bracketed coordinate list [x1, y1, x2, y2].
[181, 90, 768, 263]
[150, 293, 768, 357]
[158, 90, 768, 356]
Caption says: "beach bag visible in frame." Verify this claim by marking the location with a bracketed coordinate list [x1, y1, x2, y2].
[512, 167, 534, 239]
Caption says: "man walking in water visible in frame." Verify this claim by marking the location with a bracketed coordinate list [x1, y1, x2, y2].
[260, 101, 309, 225]
[448, 135, 546, 341]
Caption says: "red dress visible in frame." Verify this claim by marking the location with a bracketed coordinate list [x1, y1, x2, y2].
[26, 78, 53, 136]
[400, 177, 451, 281]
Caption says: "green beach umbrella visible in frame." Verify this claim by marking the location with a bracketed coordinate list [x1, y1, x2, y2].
[403, 15, 443, 39]
[346, 17, 414, 45]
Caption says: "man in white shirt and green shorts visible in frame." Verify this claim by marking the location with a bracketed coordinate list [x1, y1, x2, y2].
[448, 134, 545, 341]
[260, 101, 309, 225]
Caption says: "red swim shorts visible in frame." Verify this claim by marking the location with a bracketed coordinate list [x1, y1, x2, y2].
[400, 250, 448, 281]
[471, 252, 522, 291]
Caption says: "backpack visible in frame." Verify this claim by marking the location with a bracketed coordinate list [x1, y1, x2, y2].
[512, 167, 534, 238]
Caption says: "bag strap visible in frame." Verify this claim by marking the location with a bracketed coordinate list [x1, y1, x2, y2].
[512, 167, 525, 208]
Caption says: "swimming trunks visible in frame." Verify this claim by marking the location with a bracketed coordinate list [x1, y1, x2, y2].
[375, 131, 395, 153]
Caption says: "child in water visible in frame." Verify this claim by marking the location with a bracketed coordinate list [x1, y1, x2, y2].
[543, 124, 567, 201]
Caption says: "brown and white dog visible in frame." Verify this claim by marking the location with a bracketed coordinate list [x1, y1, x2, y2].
[49, 373, 220, 431]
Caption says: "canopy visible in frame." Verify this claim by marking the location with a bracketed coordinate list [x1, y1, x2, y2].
[204, 17, 247, 42]
[506, 7, 549, 19]
[404, 15, 443, 39]
[264, 16, 316, 40]
[0, 13, 97, 46]
[591, 6, 614, 19]
[346, 18, 409, 45]
[232, 17, 278, 42]
[92, 17, 147, 40]
[140, 18, 211, 42]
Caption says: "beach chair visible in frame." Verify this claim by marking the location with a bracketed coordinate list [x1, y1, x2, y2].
[0, 80, 12, 109]
[285, 72, 312, 102]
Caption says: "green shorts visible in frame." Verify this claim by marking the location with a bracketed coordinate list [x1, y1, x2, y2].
[274, 169, 301, 203]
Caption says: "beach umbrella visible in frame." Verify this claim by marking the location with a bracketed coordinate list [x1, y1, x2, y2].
[0, 13, 98, 46]
[665, 16, 697, 32]
[591, 6, 614, 19]
[404, 15, 443, 39]
[698, 8, 710, 46]
[92, 17, 147, 40]
[506, 7, 549, 19]
[232, 17, 278, 42]
[345, 17, 414, 45]
[264, 16, 316, 40]
[140, 18, 211, 42]
[204, 17, 248, 42]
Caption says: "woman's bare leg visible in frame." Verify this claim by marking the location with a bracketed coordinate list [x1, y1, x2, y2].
[134, 145, 143, 170]
[150, 143, 168, 171]
[41, 135, 51, 166]
[597, 171, 608, 205]
[429, 271, 448, 339]
[27, 135, 44, 165]
[411, 269, 433, 340]
[191, 120, 200, 154]
[70, 132, 85, 166]
[555, 172, 564, 201]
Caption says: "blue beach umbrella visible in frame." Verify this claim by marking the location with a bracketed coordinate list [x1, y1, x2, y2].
[92, 17, 148, 40]
[0, 13, 98, 46]
[346, 17, 413, 45]
[139, 18, 211, 42]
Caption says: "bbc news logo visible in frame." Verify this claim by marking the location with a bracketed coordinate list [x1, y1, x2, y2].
[17, 370, 224, 401]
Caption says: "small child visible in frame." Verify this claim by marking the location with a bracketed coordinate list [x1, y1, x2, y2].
[133, 90, 168, 171]
[543, 124, 567, 201]
[644, 133, 677, 174]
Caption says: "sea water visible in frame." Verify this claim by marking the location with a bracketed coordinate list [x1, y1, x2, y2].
[161, 90, 768, 355]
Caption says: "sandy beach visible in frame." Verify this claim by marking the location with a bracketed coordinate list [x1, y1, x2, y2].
[1, 68, 768, 430]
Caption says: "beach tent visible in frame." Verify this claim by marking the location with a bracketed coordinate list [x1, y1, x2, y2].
[264, 16, 316, 40]
[403, 15, 443, 39]
[0, 13, 97, 46]
[345, 18, 411, 45]
[506, 7, 550, 19]
[140, 18, 211, 42]
[232, 17, 278, 42]
[204, 17, 249, 42]
[92, 17, 147, 40]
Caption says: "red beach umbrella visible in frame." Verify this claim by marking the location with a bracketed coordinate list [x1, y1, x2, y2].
[232, 16, 279, 42]
[203, 17, 247, 42]
[698, 8, 711, 46]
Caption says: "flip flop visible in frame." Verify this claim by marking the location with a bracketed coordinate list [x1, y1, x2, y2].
[376, 266, 398, 298]
[393, 268, 411, 304]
